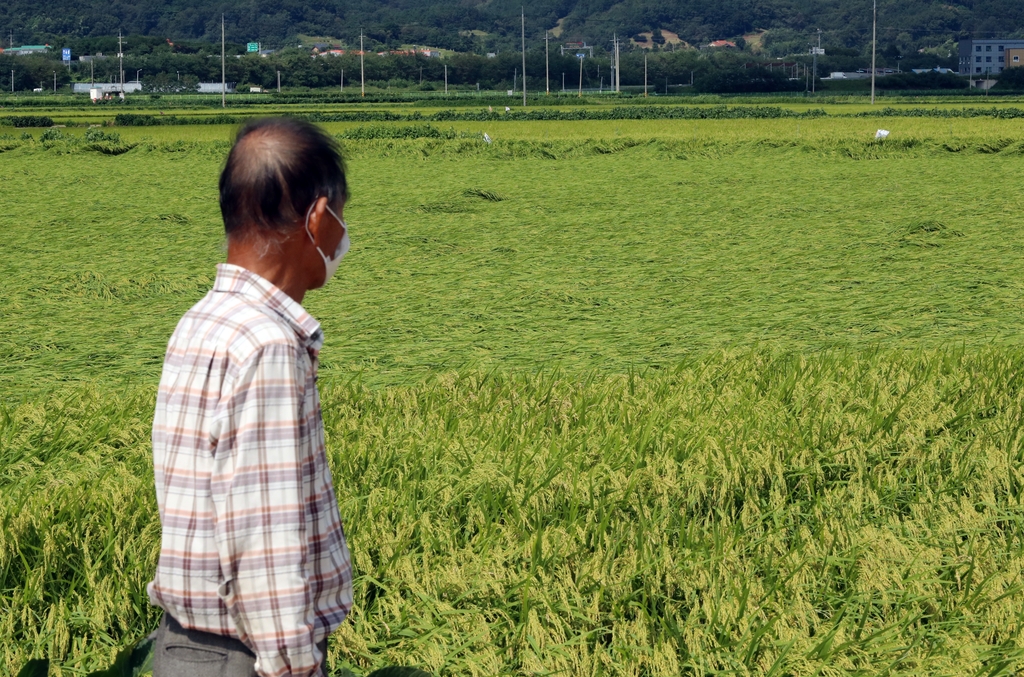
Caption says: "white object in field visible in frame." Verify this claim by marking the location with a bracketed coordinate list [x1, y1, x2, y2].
[875, 129, 890, 140]
[483, 133, 492, 144]
[505, 106, 511, 112]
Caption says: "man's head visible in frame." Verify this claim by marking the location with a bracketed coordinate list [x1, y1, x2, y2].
[219, 118, 349, 299]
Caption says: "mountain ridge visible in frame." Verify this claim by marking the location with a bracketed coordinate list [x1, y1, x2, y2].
[2, 1, 1021, 57]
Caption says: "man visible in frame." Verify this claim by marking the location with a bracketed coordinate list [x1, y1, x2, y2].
[149, 117, 353, 677]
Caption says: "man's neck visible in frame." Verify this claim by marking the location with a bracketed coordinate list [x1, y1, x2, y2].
[226, 238, 310, 304]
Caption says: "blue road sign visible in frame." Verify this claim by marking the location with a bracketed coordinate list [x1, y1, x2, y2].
[62, 48, 71, 62]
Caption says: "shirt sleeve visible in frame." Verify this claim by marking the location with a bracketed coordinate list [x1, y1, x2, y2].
[209, 342, 323, 677]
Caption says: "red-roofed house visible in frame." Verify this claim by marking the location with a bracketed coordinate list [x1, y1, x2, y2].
[709, 40, 737, 48]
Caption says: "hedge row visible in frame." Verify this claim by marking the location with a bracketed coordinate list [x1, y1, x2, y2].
[853, 106, 1024, 118]
[0, 116, 55, 127]
[114, 105, 829, 127]
[19, 105, 1024, 131]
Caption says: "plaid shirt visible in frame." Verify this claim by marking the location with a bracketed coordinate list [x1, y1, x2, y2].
[149, 264, 352, 677]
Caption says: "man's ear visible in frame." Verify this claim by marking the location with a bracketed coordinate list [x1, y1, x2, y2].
[305, 197, 330, 246]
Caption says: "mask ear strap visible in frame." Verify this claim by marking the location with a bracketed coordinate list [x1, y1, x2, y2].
[325, 204, 347, 237]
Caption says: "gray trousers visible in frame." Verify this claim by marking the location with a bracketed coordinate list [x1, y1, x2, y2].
[153, 613, 328, 677]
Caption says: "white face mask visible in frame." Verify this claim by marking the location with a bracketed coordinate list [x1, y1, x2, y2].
[304, 200, 349, 284]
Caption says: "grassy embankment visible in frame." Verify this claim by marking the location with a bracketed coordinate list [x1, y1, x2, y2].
[9, 95, 1024, 128]
[3, 112, 1024, 675]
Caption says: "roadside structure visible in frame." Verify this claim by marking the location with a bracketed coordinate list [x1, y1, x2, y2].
[2, 45, 51, 56]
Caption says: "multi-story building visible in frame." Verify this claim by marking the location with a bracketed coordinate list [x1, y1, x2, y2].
[959, 38, 1024, 75]
[1006, 48, 1024, 68]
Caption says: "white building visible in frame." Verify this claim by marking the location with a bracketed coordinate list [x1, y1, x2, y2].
[72, 82, 142, 94]
[197, 82, 237, 93]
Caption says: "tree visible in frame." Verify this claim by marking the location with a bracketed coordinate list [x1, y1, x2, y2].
[995, 66, 1024, 89]
[695, 66, 802, 93]
[876, 71, 967, 90]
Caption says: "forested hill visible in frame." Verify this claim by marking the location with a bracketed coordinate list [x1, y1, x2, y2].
[4, 0, 1024, 56]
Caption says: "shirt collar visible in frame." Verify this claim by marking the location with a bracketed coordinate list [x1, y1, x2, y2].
[213, 263, 324, 351]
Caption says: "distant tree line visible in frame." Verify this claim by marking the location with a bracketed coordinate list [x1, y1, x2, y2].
[0, 47, 791, 93]
[0, 35, 978, 95]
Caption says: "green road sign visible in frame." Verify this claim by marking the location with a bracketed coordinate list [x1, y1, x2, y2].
[247, 42, 259, 52]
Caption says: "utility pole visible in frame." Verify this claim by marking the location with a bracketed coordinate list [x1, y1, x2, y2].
[578, 55, 583, 97]
[545, 31, 550, 94]
[221, 14, 226, 108]
[341, 68, 344, 93]
[870, 0, 877, 105]
[610, 34, 618, 93]
[521, 7, 527, 107]
[118, 30, 124, 96]
[277, 69, 281, 92]
[90, 59, 94, 85]
[53, 71, 56, 93]
[811, 29, 821, 94]
[360, 32, 365, 97]
[618, 36, 622, 92]
[644, 52, 648, 97]
[444, 64, 448, 94]
[11, 70, 13, 93]
[609, 35, 614, 91]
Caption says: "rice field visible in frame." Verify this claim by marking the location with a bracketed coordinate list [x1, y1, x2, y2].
[26, 113, 1024, 144]
[3, 110, 1024, 675]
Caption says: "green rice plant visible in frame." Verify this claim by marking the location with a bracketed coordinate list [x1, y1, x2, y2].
[339, 124, 458, 140]
[5, 112, 1024, 675]
[461, 188, 507, 202]
[82, 129, 121, 144]
[7, 117, 1024, 393]
[4, 350, 1024, 675]
[113, 112, 249, 127]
